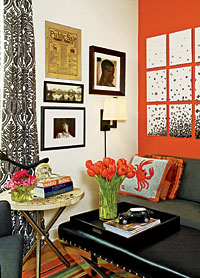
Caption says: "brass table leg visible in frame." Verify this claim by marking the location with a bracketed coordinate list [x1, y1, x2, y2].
[36, 210, 41, 278]
[23, 241, 37, 263]
[21, 207, 70, 278]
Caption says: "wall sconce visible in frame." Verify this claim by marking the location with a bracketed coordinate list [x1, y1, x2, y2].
[100, 97, 128, 157]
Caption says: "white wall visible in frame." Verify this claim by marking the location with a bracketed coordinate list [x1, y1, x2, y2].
[33, 0, 138, 239]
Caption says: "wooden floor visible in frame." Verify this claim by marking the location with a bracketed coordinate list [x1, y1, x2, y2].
[22, 240, 68, 274]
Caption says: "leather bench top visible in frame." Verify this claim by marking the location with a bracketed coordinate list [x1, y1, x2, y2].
[59, 222, 200, 278]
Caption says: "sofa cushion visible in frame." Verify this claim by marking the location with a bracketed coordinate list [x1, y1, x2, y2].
[0, 234, 24, 278]
[177, 157, 200, 203]
[0, 201, 12, 237]
[118, 193, 200, 230]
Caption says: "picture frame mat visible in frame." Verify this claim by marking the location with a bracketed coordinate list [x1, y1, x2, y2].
[41, 107, 85, 150]
[94, 52, 120, 91]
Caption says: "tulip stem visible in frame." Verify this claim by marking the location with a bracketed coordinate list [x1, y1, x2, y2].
[104, 130, 107, 158]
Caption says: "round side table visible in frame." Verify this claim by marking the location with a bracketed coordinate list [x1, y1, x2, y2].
[0, 187, 84, 278]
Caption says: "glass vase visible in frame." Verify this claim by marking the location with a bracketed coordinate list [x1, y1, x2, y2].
[99, 185, 118, 221]
[11, 187, 34, 202]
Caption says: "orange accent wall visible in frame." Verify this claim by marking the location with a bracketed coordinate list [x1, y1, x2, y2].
[138, 0, 200, 158]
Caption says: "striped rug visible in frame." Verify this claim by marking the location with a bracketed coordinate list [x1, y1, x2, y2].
[23, 245, 140, 278]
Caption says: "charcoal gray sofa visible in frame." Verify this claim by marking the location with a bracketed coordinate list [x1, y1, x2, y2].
[0, 201, 24, 278]
[118, 156, 200, 230]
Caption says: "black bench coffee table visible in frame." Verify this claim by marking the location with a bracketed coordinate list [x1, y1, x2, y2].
[58, 202, 200, 278]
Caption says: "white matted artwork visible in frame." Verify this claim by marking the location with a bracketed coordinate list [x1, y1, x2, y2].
[146, 34, 166, 69]
[195, 65, 200, 100]
[147, 105, 167, 136]
[195, 27, 200, 62]
[169, 66, 192, 101]
[147, 70, 167, 102]
[195, 104, 200, 139]
[169, 104, 192, 138]
[169, 29, 192, 66]
[41, 106, 85, 151]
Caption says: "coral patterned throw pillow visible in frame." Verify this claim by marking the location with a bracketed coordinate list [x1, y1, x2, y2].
[145, 154, 185, 200]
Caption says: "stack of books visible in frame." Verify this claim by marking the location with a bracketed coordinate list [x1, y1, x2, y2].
[34, 174, 73, 198]
[103, 217, 161, 238]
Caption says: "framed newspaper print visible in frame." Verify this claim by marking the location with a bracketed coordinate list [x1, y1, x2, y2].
[45, 21, 81, 80]
[89, 45, 126, 96]
[41, 107, 85, 151]
[44, 81, 84, 103]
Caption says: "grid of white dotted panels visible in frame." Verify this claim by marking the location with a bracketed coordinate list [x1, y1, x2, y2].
[146, 27, 200, 138]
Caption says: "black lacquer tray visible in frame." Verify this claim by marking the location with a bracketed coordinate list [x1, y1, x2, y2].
[70, 202, 180, 251]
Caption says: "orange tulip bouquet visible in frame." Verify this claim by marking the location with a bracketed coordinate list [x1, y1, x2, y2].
[85, 157, 135, 220]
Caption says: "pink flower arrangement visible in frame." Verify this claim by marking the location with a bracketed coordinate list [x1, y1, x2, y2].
[6, 170, 37, 191]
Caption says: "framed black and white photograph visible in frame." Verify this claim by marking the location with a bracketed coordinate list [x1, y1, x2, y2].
[44, 81, 84, 103]
[41, 106, 85, 151]
[89, 45, 126, 96]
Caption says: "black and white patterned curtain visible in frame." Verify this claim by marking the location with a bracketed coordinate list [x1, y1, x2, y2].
[0, 0, 39, 254]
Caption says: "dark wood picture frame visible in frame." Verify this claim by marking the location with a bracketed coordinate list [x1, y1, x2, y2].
[41, 106, 85, 151]
[89, 45, 126, 96]
[44, 81, 84, 103]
